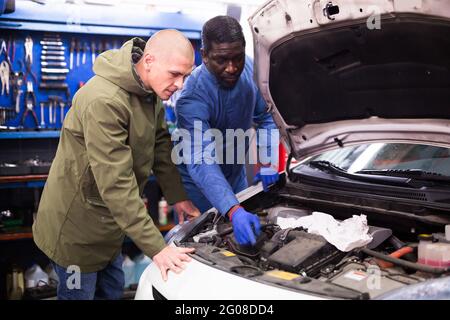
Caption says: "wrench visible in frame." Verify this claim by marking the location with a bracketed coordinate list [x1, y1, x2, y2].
[41, 61, 67, 67]
[60, 102, 65, 124]
[41, 56, 65, 61]
[15, 89, 23, 114]
[41, 68, 69, 74]
[40, 102, 45, 127]
[40, 41, 63, 46]
[49, 100, 53, 125]
[42, 45, 66, 50]
[41, 50, 65, 56]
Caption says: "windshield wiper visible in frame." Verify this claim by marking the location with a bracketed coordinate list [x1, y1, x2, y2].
[307, 160, 419, 187]
[355, 169, 450, 185]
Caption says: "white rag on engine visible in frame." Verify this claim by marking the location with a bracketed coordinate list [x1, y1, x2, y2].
[277, 212, 373, 252]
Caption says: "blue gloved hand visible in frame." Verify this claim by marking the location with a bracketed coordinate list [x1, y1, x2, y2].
[253, 166, 279, 192]
[230, 207, 261, 245]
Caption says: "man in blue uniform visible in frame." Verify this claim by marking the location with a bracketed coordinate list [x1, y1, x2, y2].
[174, 16, 279, 246]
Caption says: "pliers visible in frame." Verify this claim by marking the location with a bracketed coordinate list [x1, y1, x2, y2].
[21, 81, 39, 128]
[23, 36, 37, 84]
[0, 60, 9, 95]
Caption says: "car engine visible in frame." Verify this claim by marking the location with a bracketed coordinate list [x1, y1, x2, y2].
[179, 205, 450, 299]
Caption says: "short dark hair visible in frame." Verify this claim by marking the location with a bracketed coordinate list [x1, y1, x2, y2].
[201, 15, 246, 53]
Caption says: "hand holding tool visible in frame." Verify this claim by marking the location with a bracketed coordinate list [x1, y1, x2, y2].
[229, 207, 261, 245]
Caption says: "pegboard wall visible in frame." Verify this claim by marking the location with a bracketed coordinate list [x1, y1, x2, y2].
[0, 30, 201, 130]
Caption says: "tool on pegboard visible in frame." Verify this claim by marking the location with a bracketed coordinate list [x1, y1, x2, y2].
[82, 42, 87, 65]
[91, 41, 96, 64]
[70, 38, 75, 70]
[20, 81, 40, 129]
[0, 38, 12, 68]
[75, 38, 80, 67]
[11, 71, 24, 114]
[39, 102, 45, 128]
[0, 60, 9, 95]
[24, 36, 38, 84]
[0, 107, 14, 126]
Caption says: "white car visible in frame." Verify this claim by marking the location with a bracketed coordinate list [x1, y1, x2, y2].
[136, 0, 450, 300]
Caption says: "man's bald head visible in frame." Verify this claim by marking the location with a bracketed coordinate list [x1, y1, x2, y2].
[135, 29, 195, 100]
[145, 29, 194, 63]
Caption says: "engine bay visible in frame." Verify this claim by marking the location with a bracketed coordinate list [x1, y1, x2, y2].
[178, 203, 450, 299]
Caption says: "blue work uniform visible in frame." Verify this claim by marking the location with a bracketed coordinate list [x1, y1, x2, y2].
[174, 58, 278, 215]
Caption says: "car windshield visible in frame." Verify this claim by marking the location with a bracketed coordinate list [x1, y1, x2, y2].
[305, 143, 450, 177]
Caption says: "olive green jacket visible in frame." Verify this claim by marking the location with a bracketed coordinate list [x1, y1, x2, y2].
[33, 38, 188, 272]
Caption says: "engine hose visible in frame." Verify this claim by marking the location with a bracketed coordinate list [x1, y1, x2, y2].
[376, 246, 414, 269]
[387, 235, 418, 264]
[361, 248, 450, 275]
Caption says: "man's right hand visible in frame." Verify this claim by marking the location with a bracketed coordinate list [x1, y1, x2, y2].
[153, 246, 195, 281]
[228, 206, 261, 246]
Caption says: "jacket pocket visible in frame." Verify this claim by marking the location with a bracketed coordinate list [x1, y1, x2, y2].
[80, 165, 108, 208]
[86, 196, 108, 208]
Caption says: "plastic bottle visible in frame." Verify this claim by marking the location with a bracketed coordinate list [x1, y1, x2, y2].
[24, 264, 49, 288]
[418, 234, 450, 267]
[122, 255, 136, 289]
[7, 267, 24, 300]
[134, 254, 151, 284]
[158, 197, 168, 226]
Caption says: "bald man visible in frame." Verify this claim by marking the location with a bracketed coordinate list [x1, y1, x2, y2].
[33, 31, 200, 300]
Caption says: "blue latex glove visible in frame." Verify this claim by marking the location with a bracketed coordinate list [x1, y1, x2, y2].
[253, 167, 279, 191]
[231, 207, 261, 245]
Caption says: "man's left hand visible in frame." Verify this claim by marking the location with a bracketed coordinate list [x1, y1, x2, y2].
[173, 200, 201, 224]
[253, 166, 279, 192]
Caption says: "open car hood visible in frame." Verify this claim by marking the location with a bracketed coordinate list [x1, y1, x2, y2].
[249, 0, 450, 160]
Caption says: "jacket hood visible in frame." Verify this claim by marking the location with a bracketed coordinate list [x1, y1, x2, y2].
[93, 38, 153, 97]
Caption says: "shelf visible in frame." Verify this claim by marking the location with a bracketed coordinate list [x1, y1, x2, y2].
[0, 175, 48, 189]
[0, 131, 60, 139]
[0, 175, 48, 183]
[0, 1, 203, 39]
[0, 227, 33, 242]
[0, 174, 156, 189]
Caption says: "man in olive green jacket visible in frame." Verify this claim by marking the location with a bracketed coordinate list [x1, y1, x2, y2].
[33, 30, 200, 299]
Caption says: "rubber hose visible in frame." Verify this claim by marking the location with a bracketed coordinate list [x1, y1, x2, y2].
[362, 248, 450, 275]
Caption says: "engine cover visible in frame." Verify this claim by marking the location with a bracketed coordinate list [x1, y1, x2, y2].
[268, 231, 345, 277]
